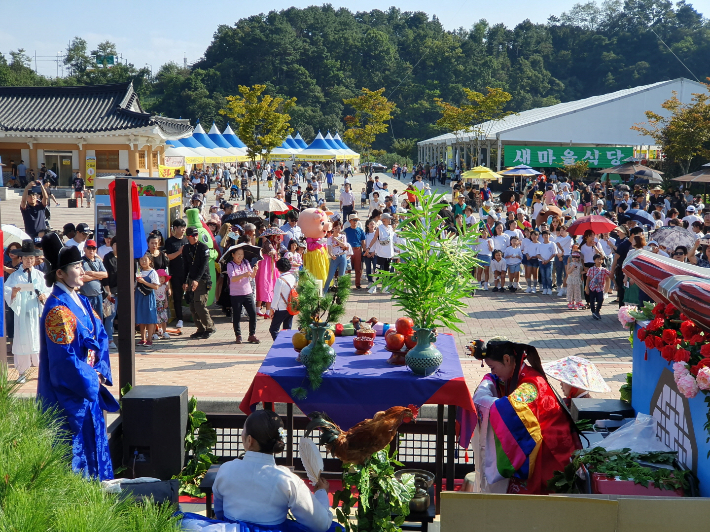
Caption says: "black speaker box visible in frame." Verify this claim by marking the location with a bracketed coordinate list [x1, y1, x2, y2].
[121, 385, 188, 480]
[68, 198, 77, 208]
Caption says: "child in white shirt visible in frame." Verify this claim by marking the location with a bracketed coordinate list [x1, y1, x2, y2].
[522, 230, 540, 293]
[554, 226, 573, 297]
[490, 249, 507, 293]
[537, 230, 558, 295]
[503, 236, 523, 291]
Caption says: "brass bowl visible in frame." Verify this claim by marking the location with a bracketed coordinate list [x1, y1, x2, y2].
[394, 469, 435, 489]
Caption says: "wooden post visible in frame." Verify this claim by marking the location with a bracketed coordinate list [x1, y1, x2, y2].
[115, 179, 135, 393]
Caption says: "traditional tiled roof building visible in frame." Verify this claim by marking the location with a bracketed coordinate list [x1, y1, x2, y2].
[0, 82, 192, 184]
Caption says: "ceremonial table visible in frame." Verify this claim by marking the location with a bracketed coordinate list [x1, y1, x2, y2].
[241, 330, 477, 513]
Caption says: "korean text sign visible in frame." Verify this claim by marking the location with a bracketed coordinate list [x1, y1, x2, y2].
[504, 146, 633, 168]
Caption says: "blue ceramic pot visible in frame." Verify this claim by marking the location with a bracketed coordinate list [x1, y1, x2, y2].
[405, 328, 442, 376]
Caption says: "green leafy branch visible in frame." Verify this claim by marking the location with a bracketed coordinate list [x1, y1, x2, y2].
[548, 447, 690, 494]
[376, 188, 480, 332]
[332, 445, 415, 532]
[172, 397, 218, 497]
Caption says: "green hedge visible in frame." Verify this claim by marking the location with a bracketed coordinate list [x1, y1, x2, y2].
[0, 368, 181, 532]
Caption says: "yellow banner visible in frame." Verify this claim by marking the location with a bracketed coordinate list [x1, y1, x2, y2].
[158, 165, 185, 178]
[205, 156, 222, 163]
[185, 155, 203, 164]
[295, 153, 336, 161]
[85, 156, 96, 187]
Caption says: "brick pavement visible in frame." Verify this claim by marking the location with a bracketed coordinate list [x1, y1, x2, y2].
[2, 172, 632, 401]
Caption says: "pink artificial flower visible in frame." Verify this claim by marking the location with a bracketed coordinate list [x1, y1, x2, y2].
[696, 368, 710, 391]
[677, 373, 699, 399]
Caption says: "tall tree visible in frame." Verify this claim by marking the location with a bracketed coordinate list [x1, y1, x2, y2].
[342, 88, 396, 163]
[220, 85, 296, 199]
[631, 84, 710, 175]
[434, 87, 513, 167]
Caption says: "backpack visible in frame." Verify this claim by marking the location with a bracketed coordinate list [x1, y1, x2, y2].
[280, 275, 299, 316]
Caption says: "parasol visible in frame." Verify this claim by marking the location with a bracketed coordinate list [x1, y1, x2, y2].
[222, 211, 262, 226]
[536, 205, 563, 225]
[633, 168, 663, 184]
[598, 162, 663, 175]
[253, 197, 289, 212]
[219, 243, 264, 263]
[543, 356, 611, 393]
[623, 208, 655, 227]
[2, 225, 31, 248]
[299, 437, 324, 486]
[673, 164, 710, 184]
[461, 166, 501, 182]
[499, 165, 542, 176]
[567, 215, 617, 236]
[649, 226, 698, 252]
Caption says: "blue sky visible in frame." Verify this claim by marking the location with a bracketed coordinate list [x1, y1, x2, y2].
[2, 0, 705, 77]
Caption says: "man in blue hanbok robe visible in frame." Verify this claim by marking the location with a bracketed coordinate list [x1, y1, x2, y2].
[37, 237, 120, 480]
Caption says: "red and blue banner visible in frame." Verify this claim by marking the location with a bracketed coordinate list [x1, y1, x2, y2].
[108, 180, 148, 259]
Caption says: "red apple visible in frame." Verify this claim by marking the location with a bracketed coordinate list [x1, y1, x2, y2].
[396, 317, 415, 335]
[385, 328, 399, 340]
[385, 333, 405, 351]
[404, 334, 417, 350]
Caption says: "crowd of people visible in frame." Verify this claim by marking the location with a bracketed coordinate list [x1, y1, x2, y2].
[7, 157, 710, 381]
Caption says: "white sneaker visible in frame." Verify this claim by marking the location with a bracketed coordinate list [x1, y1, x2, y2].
[152, 333, 161, 341]
[368, 285, 377, 294]
[109, 341, 118, 350]
[559, 288, 566, 297]
[382, 287, 390, 294]
[514, 282, 520, 289]
[483, 282, 489, 291]
[531, 287, 537, 293]
[176, 320, 184, 329]
[526, 286, 532, 293]
[162, 331, 171, 339]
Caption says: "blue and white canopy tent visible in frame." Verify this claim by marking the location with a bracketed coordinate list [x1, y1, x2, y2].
[293, 132, 309, 150]
[294, 132, 339, 161]
[208, 123, 248, 159]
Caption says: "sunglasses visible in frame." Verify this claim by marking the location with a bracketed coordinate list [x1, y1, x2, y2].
[673, 252, 685, 256]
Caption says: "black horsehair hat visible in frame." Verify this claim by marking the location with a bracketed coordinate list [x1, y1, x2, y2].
[41, 233, 82, 285]
[11, 239, 43, 257]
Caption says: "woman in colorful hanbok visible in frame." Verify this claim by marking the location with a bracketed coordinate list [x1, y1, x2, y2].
[3, 240, 51, 383]
[36, 234, 120, 480]
[471, 338, 581, 494]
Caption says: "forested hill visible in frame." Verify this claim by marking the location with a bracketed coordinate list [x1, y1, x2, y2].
[2, 2, 709, 152]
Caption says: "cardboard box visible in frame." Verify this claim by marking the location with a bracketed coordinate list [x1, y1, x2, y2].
[440, 492, 710, 531]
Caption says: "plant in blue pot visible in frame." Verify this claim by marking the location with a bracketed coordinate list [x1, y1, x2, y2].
[378, 188, 480, 376]
[292, 271, 350, 398]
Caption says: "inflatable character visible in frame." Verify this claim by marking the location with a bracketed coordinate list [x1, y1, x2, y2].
[186, 208, 218, 305]
[297, 208, 331, 285]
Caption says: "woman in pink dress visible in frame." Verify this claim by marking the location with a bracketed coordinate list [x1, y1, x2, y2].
[255, 227, 284, 318]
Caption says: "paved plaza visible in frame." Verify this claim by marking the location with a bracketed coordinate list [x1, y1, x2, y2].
[2, 172, 632, 404]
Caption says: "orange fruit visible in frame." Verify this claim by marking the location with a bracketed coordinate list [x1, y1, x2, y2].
[292, 331, 309, 351]
[324, 329, 336, 346]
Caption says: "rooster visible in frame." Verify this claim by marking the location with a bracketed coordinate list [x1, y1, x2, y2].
[304, 405, 419, 465]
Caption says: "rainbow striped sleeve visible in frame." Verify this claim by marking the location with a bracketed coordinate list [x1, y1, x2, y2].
[489, 383, 543, 479]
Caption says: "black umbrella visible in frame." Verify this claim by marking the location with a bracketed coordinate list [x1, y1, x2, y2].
[223, 211, 262, 226]
[220, 243, 263, 263]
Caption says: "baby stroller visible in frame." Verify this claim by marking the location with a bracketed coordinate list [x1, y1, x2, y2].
[229, 184, 239, 200]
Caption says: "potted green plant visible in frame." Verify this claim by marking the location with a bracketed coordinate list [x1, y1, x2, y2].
[333, 445, 415, 532]
[378, 189, 479, 375]
[292, 271, 350, 399]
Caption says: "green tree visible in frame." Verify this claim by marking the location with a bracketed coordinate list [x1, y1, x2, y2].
[631, 84, 710, 175]
[64, 37, 92, 76]
[434, 87, 513, 166]
[392, 138, 417, 162]
[220, 84, 296, 199]
[343, 88, 396, 163]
